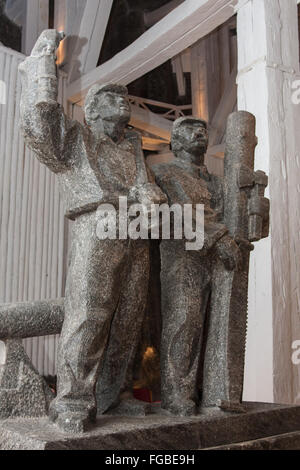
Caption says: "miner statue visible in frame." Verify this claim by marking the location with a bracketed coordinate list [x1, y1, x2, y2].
[151, 113, 269, 416]
[19, 30, 166, 433]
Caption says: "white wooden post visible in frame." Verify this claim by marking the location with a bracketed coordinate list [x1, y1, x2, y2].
[237, 0, 300, 404]
[191, 38, 210, 121]
[22, 0, 49, 56]
[67, 0, 238, 104]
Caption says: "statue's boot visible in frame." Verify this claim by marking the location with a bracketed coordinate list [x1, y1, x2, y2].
[49, 398, 97, 434]
[105, 391, 152, 416]
[159, 241, 212, 419]
[161, 398, 198, 417]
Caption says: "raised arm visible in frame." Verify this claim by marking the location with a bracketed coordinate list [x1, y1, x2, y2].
[19, 30, 76, 173]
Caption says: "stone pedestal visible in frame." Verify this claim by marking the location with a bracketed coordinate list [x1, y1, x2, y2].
[0, 403, 299, 450]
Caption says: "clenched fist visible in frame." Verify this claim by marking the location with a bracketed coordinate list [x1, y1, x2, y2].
[31, 29, 65, 57]
[215, 235, 242, 271]
[129, 183, 167, 208]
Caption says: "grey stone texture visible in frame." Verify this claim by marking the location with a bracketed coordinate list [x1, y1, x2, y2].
[0, 28, 269, 435]
[0, 403, 299, 450]
[151, 113, 269, 416]
[0, 340, 53, 419]
[202, 112, 269, 409]
[151, 117, 242, 416]
[0, 299, 64, 339]
[18, 30, 166, 433]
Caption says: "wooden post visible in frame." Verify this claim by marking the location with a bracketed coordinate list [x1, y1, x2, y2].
[22, 0, 49, 56]
[236, 0, 300, 404]
[191, 38, 210, 121]
[191, 26, 233, 126]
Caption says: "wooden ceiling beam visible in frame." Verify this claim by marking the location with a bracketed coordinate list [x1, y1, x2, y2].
[54, 0, 87, 68]
[67, 0, 238, 104]
[144, 0, 185, 28]
[68, 0, 113, 82]
[23, 0, 49, 56]
[130, 105, 173, 141]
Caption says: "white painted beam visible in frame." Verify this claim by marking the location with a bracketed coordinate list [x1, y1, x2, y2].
[209, 65, 237, 146]
[54, 0, 87, 68]
[191, 38, 210, 121]
[68, 0, 113, 83]
[172, 55, 186, 97]
[22, 0, 49, 56]
[144, 0, 185, 28]
[67, 0, 238, 104]
[237, 0, 300, 405]
[130, 105, 173, 141]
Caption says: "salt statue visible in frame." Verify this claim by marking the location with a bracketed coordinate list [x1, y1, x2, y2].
[151, 114, 269, 416]
[0, 29, 269, 438]
[18, 29, 165, 433]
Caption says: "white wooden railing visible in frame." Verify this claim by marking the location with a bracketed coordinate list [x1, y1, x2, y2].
[128, 95, 192, 121]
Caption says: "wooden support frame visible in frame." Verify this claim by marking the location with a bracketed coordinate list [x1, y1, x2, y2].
[144, 0, 185, 28]
[68, 0, 113, 83]
[67, 0, 238, 104]
[209, 65, 237, 146]
[22, 0, 49, 56]
[172, 54, 187, 97]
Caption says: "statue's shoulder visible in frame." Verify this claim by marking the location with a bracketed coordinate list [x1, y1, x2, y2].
[152, 160, 190, 180]
[151, 162, 172, 179]
[124, 128, 142, 144]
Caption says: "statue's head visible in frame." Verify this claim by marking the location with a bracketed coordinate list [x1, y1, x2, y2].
[171, 117, 208, 158]
[84, 83, 131, 131]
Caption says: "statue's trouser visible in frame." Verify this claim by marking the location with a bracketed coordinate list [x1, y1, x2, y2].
[96, 238, 150, 414]
[49, 210, 149, 421]
[160, 240, 212, 414]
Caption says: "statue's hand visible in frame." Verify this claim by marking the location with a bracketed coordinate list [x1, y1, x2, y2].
[215, 235, 242, 271]
[129, 183, 167, 208]
[31, 30, 65, 57]
[128, 183, 167, 233]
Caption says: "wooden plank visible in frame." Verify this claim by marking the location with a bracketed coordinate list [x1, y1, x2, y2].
[67, 0, 238, 103]
[191, 27, 223, 123]
[209, 65, 237, 146]
[68, 0, 113, 82]
[22, 0, 49, 56]
[142, 137, 169, 152]
[130, 105, 173, 141]
[191, 38, 209, 121]
[219, 20, 232, 93]
[55, 0, 87, 68]
[172, 55, 186, 97]
[144, 0, 185, 27]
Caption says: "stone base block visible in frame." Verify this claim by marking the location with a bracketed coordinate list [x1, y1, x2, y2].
[0, 403, 299, 450]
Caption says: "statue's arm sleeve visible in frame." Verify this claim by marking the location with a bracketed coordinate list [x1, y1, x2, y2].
[22, 100, 78, 173]
[19, 30, 76, 174]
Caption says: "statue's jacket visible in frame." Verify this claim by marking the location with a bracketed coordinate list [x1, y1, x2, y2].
[19, 53, 145, 220]
[20, 99, 142, 220]
[152, 160, 227, 251]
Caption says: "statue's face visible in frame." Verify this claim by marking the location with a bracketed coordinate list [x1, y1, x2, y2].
[96, 91, 131, 125]
[179, 122, 208, 155]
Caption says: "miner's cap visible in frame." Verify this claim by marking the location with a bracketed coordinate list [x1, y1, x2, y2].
[85, 83, 128, 105]
[172, 116, 208, 134]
